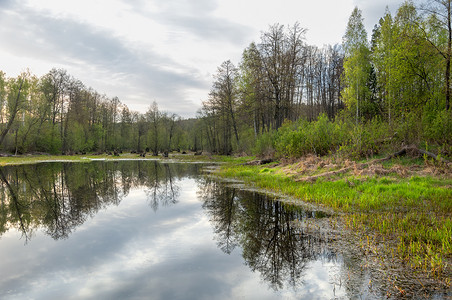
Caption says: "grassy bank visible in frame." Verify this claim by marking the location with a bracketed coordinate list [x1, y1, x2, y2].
[0, 152, 243, 166]
[0, 154, 136, 166]
[214, 155, 452, 287]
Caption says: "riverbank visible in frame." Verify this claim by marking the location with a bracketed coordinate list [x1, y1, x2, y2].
[213, 154, 452, 297]
[0, 152, 246, 166]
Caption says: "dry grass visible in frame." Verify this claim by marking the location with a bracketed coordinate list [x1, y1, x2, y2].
[276, 154, 451, 183]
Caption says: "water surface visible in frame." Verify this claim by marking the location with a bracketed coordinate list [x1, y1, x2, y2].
[0, 161, 390, 299]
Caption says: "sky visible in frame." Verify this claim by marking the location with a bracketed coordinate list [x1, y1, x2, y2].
[0, 0, 406, 118]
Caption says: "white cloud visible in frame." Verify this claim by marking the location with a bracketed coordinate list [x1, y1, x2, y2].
[0, 0, 409, 117]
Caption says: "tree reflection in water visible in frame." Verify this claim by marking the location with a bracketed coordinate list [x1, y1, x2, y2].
[0, 161, 194, 242]
[198, 178, 338, 291]
[0, 162, 444, 299]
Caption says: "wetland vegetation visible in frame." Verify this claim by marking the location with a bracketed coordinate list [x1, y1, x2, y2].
[214, 154, 452, 297]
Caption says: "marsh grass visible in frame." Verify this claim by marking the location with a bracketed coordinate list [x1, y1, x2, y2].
[216, 159, 452, 281]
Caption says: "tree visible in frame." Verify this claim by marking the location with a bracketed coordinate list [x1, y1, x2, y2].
[63, 77, 86, 153]
[110, 96, 120, 148]
[161, 112, 179, 156]
[0, 72, 30, 149]
[17, 74, 46, 153]
[146, 101, 160, 156]
[0, 71, 7, 124]
[259, 23, 306, 129]
[373, 8, 395, 124]
[325, 44, 345, 119]
[342, 7, 372, 123]
[40, 68, 69, 152]
[136, 114, 147, 152]
[389, 2, 439, 115]
[120, 106, 133, 150]
[239, 43, 270, 135]
[212, 60, 240, 151]
[419, 0, 452, 110]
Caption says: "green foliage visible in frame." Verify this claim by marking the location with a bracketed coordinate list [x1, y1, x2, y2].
[422, 107, 452, 146]
[342, 7, 374, 121]
[274, 114, 346, 158]
[66, 122, 90, 153]
[394, 111, 423, 146]
[339, 117, 391, 158]
[273, 119, 307, 157]
[35, 124, 61, 154]
[252, 131, 275, 157]
[343, 7, 368, 55]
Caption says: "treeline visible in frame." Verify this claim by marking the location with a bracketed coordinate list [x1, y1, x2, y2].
[197, 0, 451, 157]
[198, 24, 345, 155]
[0, 69, 198, 154]
[1, 0, 450, 157]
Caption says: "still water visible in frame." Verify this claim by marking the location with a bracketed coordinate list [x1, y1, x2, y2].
[0, 161, 378, 299]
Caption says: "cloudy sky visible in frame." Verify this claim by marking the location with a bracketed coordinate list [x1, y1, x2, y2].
[0, 0, 406, 118]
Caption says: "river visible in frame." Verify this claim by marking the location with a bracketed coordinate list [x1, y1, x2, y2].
[0, 160, 434, 299]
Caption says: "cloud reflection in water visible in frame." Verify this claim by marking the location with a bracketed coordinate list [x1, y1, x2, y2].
[0, 161, 347, 299]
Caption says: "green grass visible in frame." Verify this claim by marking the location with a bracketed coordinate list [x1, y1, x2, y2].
[215, 159, 452, 279]
[0, 152, 253, 166]
[0, 154, 93, 166]
[0, 153, 165, 166]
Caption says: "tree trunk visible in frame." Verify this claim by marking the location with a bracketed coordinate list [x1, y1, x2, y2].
[446, 0, 451, 110]
[0, 79, 23, 148]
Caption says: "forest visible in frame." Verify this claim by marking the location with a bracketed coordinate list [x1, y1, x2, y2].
[0, 0, 450, 159]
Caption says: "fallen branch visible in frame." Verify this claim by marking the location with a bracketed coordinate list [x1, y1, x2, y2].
[245, 158, 274, 165]
[408, 146, 449, 164]
[294, 166, 352, 182]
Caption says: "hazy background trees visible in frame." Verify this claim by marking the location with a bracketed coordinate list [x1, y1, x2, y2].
[0, 68, 188, 155]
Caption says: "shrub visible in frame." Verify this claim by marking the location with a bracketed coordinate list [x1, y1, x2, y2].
[423, 109, 452, 146]
[338, 117, 391, 159]
[395, 111, 422, 146]
[252, 131, 275, 157]
[273, 114, 346, 158]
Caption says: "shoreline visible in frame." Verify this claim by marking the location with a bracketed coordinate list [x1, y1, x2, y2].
[211, 154, 452, 297]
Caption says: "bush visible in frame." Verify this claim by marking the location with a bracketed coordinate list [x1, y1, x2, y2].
[394, 111, 422, 146]
[423, 109, 452, 146]
[251, 109, 451, 160]
[338, 118, 390, 159]
[35, 124, 62, 154]
[252, 131, 275, 157]
[273, 114, 346, 158]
